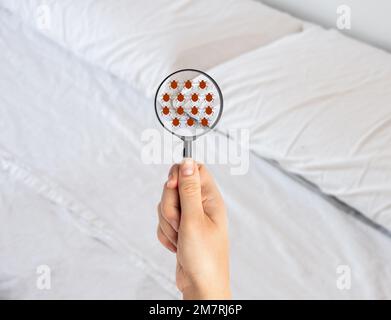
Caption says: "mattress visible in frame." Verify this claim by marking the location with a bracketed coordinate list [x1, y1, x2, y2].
[0, 9, 390, 299]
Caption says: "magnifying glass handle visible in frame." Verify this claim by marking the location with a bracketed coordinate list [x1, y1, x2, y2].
[183, 139, 192, 158]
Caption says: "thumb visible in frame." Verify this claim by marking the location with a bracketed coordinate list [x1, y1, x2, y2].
[178, 158, 203, 222]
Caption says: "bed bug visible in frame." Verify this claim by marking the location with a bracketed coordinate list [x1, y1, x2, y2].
[186, 118, 195, 127]
[191, 106, 198, 115]
[205, 93, 213, 102]
[176, 106, 184, 115]
[177, 93, 185, 102]
[162, 106, 170, 115]
[172, 117, 180, 127]
[199, 80, 207, 89]
[201, 117, 209, 127]
[162, 93, 170, 102]
[204, 106, 213, 116]
[191, 93, 199, 102]
[184, 80, 192, 89]
[170, 80, 178, 89]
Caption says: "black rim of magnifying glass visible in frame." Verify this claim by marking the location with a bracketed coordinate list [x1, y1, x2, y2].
[154, 68, 223, 141]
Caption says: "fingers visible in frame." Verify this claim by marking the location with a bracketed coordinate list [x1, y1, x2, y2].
[169, 162, 222, 204]
[198, 164, 226, 224]
[178, 158, 204, 223]
[158, 160, 226, 256]
[161, 164, 180, 231]
[157, 225, 177, 253]
[157, 164, 180, 254]
[198, 164, 221, 200]
[166, 164, 179, 189]
[158, 202, 178, 245]
[167, 162, 207, 191]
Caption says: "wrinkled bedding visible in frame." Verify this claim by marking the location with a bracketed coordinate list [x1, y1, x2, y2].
[0, 10, 390, 299]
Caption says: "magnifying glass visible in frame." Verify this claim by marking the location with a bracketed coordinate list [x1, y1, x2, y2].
[154, 69, 223, 158]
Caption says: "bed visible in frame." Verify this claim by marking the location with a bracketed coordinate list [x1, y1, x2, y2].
[0, 2, 390, 299]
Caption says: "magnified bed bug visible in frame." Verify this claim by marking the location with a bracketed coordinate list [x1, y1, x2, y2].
[191, 93, 199, 102]
[199, 80, 207, 89]
[184, 80, 192, 89]
[176, 106, 184, 115]
[170, 80, 178, 89]
[205, 93, 213, 102]
[162, 93, 170, 102]
[201, 117, 209, 127]
[172, 117, 180, 127]
[186, 118, 195, 127]
[177, 93, 185, 102]
[191, 106, 199, 115]
[204, 106, 213, 116]
[162, 106, 170, 115]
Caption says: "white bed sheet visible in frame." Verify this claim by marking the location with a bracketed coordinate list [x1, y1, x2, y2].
[0, 10, 390, 299]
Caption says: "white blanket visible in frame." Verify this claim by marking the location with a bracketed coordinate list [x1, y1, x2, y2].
[0, 10, 390, 299]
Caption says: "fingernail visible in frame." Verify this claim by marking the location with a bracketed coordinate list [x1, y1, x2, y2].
[181, 158, 194, 176]
[169, 219, 179, 232]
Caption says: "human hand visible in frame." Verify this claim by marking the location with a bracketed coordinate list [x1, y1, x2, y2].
[157, 159, 231, 299]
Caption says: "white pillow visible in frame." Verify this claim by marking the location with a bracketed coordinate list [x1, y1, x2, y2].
[210, 27, 391, 230]
[0, 0, 302, 97]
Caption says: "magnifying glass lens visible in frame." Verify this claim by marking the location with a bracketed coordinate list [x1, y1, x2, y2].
[155, 69, 223, 158]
